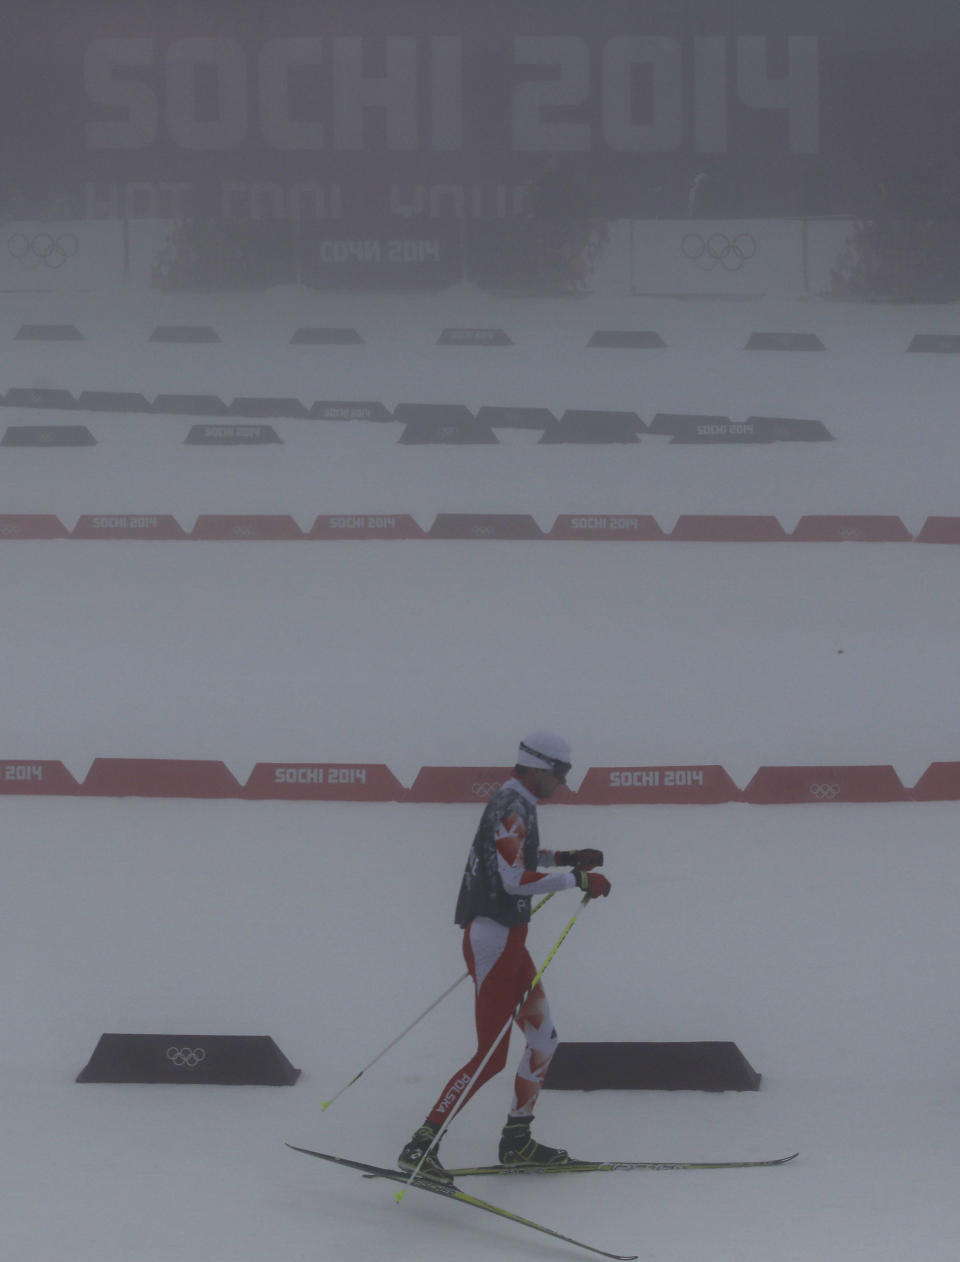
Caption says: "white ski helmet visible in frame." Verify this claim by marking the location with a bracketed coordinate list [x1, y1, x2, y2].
[516, 731, 572, 783]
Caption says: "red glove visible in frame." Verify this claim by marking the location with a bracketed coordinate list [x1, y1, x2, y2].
[575, 870, 611, 898]
[555, 848, 604, 870]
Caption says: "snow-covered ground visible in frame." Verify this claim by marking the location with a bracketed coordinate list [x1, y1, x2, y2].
[2, 280, 959, 1262]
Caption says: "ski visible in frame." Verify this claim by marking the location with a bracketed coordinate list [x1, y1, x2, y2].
[442, 1152, 799, 1177]
[285, 1143, 638, 1261]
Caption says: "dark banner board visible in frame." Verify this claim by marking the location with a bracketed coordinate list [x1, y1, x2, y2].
[298, 223, 462, 289]
[5, 2, 960, 222]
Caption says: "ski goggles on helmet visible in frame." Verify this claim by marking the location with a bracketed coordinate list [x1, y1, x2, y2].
[518, 741, 572, 784]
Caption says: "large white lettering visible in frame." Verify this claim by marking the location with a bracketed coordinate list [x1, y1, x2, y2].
[512, 35, 818, 154]
[83, 36, 456, 152]
[736, 36, 819, 153]
[83, 34, 819, 156]
[693, 37, 727, 153]
[332, 37, 418, 150]
[512, 36, 591, 152]
[258, 38, 325, 150]
[84, 38, 158, 148]
[601, 37, 682, 152]
[430, 37, 462, 151]
[166, 37, 248, 150]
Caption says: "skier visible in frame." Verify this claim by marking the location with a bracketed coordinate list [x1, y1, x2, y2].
[398, 731, 611, 1181]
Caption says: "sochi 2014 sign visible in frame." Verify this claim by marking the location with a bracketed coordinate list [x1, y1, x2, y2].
[79, 33, 817, 157]
[4, 1, 959, 221]
[74, 29, 816, 222]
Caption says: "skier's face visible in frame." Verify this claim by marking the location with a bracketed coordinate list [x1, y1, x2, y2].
[531, 768, 563, 799]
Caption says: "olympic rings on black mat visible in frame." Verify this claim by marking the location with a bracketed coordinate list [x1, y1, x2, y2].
[681, 232, 757, 272]
[7, 232, 80, 269]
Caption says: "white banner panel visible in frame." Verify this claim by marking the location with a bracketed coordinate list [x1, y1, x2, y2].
[630, 219, 806, 297]
[125, 220, 179, 288]
[0, 220, 125, 291]
[585, 219, 633, 297]
[803, 218, 859, 297]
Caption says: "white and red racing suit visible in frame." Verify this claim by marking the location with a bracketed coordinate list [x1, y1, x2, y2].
[427, 777, 576, 1125]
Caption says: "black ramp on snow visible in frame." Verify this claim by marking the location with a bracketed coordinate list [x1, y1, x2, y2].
[228, 397, 310, 418]
[153, 394, 229, 416]
[907, 334, 960, 353]
[77, 1033, 300, 1084]
[1, 387, 78, 410]
[2, 425, 96, 447]
[544, 1041, 761, 1091]
[290, 327, 365, 344]
[311, 400, 390, 421]
[475, 406, 557, 430]
[14, 324, 85, 341]
[149, 325, 221, 343]
[745, 332, 825, 351]
[395, 403, 497, 444]
[587, 330, 666, 348]
[184, 424, 282, 445]
[76, 390, 152, 413]
[540, 410, 644, 443]
[437, 327, 513, 345]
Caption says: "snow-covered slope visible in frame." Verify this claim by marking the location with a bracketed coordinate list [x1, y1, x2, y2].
[2, 283, 959, 1262]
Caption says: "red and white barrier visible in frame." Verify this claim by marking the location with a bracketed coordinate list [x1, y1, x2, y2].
[407, 766, 577, 804]
[190, 515, 304, 540]
[307, 514, 424, 539]
[242, 763, 406, 801]
[911, 763, 960, 801]
[548, 515, 664, 541]
[3, 756, 956, 801]
[916, 517, 960, 543]
[81, 758, 242, 798]
[791, 516, 912, 542]
[5, 513, 960, 545]
[428, 514, 544, 540]
[577, 766, 741, 805]
[669, 515, 789, 542]
[72, 515, 187, 540]
[0, 514, 69, 539]
[0, 760, 79, 794]
[743, 765, 910, 804]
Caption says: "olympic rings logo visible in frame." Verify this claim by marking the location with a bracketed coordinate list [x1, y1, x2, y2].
[471, 781, 502, 799]
[165, 1046, 207, 1069]
[681, 232, 757, 272]
[7, 232, 79, 270]
[808, 784, 841, 801]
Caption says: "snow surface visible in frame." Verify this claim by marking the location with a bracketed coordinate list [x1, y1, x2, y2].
[2, 281, 960, 1262]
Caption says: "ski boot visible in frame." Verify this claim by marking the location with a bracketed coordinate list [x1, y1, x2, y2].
[499, 1115, 570, 1167]
[398, 1121, 452, 1183]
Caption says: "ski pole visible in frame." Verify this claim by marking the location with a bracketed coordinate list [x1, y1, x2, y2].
[320, 891, 557, 1111]
[396, 892, 591, 1202]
